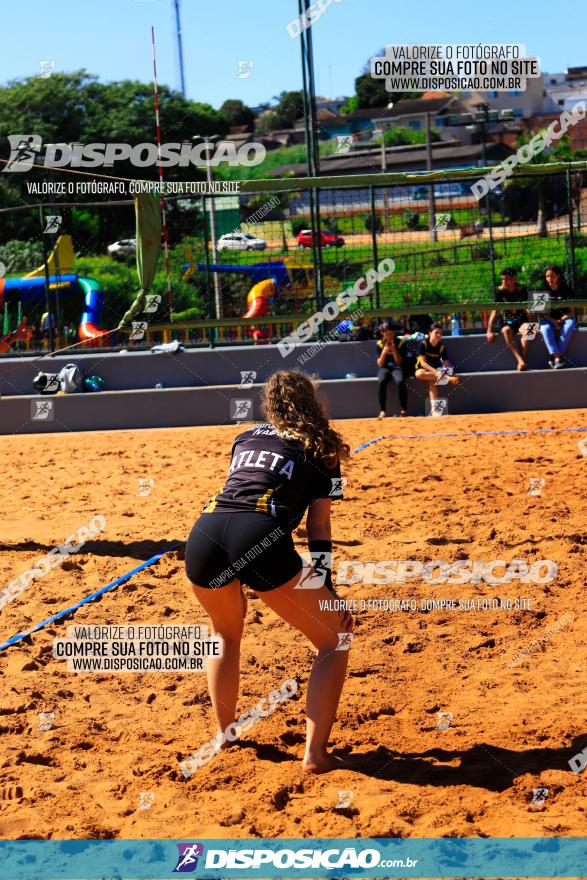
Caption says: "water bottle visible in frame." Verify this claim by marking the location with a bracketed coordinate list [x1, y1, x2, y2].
[450, 314, 461, 336]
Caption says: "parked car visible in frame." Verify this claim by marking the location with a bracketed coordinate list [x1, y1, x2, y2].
[217, 232, 266, 252]
[297, 229, 345, 248]
[107, 239, 137, 260]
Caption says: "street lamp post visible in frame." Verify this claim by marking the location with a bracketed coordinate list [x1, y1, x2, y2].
[193, 135, 222, 319]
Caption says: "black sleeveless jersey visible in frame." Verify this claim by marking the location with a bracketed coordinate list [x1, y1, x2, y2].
[203, 423, 343, 530]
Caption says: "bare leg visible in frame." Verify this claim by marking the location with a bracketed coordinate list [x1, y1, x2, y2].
[502, 325, 526, 370]
[259, 572, 353, 773]
[191, 579, 246, 737]
[415, 367, 439, 401]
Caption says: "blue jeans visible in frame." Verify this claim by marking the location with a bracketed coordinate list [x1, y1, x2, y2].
[540, 318, 575, 356]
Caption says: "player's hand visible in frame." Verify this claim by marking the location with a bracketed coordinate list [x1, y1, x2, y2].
[486, 330, 496, 343]
[338, 608, 354, 633]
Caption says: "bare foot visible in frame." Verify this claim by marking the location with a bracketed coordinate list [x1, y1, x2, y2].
[517, 362, 528, 372]
[303, 752, 355, 774]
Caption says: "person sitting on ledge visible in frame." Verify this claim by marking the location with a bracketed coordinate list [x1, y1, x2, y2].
[486, 267, 533, 372]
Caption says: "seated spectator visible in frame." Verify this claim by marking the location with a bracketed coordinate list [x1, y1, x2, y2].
[486, 268, 532, 371]
[350, 316, 373, 341]
[376, 321, 410, 419]
[415, 322, 459, 407]
[538, 265, 575, 369]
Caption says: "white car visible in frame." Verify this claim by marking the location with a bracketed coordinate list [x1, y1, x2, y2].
[217, 232, 266, 252]
[107, 239, 137, 260]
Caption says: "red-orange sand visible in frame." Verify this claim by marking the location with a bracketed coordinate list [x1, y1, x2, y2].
[0, 409, 586, 842]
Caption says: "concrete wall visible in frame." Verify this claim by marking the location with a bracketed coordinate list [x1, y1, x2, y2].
[1, 368, 585, 435]
[1, 329, 587, 398]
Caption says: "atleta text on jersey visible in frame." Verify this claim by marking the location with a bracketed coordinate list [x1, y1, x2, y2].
[204, 424, 343, 527]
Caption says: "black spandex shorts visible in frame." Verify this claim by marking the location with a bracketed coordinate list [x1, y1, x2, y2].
[185, 511, 303, 592]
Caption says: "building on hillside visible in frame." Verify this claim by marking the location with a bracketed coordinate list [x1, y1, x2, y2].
[460, 76, 545, 120]
[271, 138, 514, 178]
[378, 93, 471, 143]
[543, 68, 587, 113]
[315, 95, 350, 114]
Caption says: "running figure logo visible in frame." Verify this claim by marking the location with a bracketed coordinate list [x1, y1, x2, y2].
[531, 787, 549, 807]
[144, 294, 161, 314]
[530, 291, 550, 312]
[237, 60, 254, 79]
[240, 371, 257, 388]
[335, 136, 353, 154]
[39, 60, 56, 78]
[43, 215, 62, 234]
[528, 477, 545, 497]
[336, 790, 354, 809]
[336, 632, 354, 651]
[295, 552, 332, 588]
[435, 366, 454, 386]
[433, 213, 451, 232]
[329, 477, 347, 497]
[435, 711, 453, 730]
[3, 134, 42, 172]
[173, 843, 205, 873]
[130, 322, 148, 341]
[427, 398, 448, 417]
[38, 712, 54, 731]
[230, 399, 252, 420]
[523, 321, 540, 341]
[31, 400, 54, 421]
[137, 478, 155, 497]
[137, 791, 155, 811]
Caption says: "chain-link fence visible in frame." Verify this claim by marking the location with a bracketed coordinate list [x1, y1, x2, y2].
[1, 162, 586, 353]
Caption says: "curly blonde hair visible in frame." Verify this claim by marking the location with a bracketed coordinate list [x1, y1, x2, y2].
[262, 371, 349, 469]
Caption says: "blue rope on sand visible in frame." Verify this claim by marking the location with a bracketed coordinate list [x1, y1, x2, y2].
[351, 424, 587, 454]
[0, 547, 176, 653]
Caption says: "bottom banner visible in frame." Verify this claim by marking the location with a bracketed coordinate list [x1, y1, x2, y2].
[0, 838, 585, 878]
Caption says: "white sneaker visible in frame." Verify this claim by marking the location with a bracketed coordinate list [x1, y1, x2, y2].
[377, 411, 386, 420]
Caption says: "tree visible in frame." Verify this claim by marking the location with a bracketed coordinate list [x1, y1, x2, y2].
[351, 50, 422, 110]
[504, 130, 576, 237]
[219, 100, 255, 130]
[0, 71, 228, 248]
[383, 126, 440, 146]
[257, 91, 305, 131]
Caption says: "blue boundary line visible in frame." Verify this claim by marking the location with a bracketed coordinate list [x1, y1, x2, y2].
[0, 546, 177, 653]
[351, 424, 587, 454]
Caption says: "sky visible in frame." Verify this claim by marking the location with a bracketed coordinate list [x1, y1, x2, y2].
[0, 0, 584, 109]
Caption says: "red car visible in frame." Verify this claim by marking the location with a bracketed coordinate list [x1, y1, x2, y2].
[297, 228, 345, 248]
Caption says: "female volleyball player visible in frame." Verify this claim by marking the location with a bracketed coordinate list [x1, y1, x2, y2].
[185, 370, 353, 773]
[415, 322, 459, 407]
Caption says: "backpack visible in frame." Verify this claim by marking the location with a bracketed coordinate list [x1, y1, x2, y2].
[59, 363, 83, 394]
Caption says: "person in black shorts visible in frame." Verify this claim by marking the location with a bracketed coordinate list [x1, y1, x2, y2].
[415, 322, 459, 409]
[486, 267, 532, 371]
[376, 321, 412, 419]
[185, 370, 353, 774]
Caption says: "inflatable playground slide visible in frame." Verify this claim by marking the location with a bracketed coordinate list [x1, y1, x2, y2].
[0, 236, 106, 348]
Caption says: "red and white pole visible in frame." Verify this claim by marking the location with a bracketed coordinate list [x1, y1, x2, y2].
[151, 26, 173, 320]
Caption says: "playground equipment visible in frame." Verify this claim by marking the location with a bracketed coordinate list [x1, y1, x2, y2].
[0, 235, 106, 342]
[193, 261, 291, 339]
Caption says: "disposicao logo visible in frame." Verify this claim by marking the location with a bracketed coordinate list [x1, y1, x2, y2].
[173, 843, 205, 873]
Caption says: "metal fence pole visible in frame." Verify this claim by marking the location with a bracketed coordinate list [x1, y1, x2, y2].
[201, 196, 214, 347]
[487, 190, 496, 298]
[369, 185, 380, 309]
[38, 205, 54, 354]
[566, 168, 577, 289]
